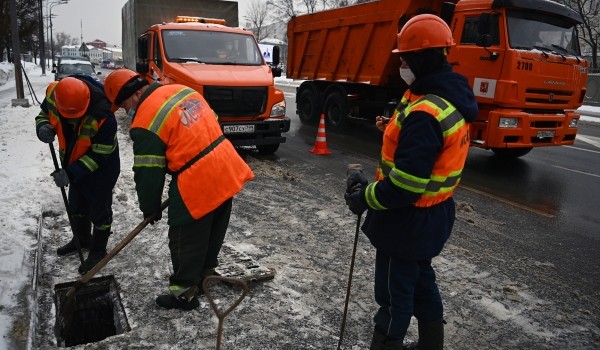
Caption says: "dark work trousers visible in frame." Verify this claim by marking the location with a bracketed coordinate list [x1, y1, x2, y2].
[168, 198, 233, 287]
[373, 251, 443, 340]
[67, 180, 115, 231]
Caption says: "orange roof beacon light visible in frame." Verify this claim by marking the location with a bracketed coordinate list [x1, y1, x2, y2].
[175, 16, 226, 25]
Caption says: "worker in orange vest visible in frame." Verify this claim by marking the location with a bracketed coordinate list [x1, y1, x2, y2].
[103, 69, 254, 310]
[344, 14, 478, 349]
[35, 76, 120, 275]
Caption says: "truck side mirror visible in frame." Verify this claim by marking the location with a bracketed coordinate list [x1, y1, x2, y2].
[272, 46, 280, 67]
[476, 13, 491, 48]
[136, 62, 149, 74]
[478, 13, 490, 35]
[476, 34, 491, 47]
[138, 37, 148, 61]
[272, 67, 282, 78]
[440, 2, 456, 26]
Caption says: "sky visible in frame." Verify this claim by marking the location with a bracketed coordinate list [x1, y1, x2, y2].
[50, 0, 253, 46]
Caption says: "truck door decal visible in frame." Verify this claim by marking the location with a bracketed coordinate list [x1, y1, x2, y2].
[473, 78, 497, 99]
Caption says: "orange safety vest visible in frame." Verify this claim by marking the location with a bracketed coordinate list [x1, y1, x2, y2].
[370, 90, 469, 208]
[45, 83, 104, 167]
[131, 84, 254, 219]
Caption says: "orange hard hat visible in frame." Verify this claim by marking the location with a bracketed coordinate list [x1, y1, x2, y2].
[393, 14, 455, 53]
[104, 68, 146, 105]
[54, 77, 90, 118]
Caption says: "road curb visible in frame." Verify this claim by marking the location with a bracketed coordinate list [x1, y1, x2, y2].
[578, 109, 600, 118]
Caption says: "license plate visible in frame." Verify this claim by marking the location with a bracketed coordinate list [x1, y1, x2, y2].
[537, 130, 555, 138]
[224, 125, 255, 134]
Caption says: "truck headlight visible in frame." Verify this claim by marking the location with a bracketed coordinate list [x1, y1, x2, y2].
[499, 117, 518, 128]
[569, 119, 578, 128]
[270, 100, 286, 118]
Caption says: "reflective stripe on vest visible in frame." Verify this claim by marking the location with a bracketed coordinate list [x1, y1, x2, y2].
[131, 84, 254, 219]
[368, 93, 468, 209]
[148, 88, 196, 134]
[133, 154, 167, 168]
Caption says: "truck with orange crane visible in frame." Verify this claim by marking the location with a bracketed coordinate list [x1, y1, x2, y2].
[122, 0, 289, 154]
[286, 0, 588, 157]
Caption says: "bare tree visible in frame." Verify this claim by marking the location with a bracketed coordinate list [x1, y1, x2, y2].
[559, 0, 599, 69]
[300, 0, 318, 13]
[319, 0, 372, 9]
[53, 32, 76, 55]
[245, 0, 273, 41]
[266, 0, 299, 23]
[266, 0, 372, 23]
[260, 0, 372, 32]
[1, 0, 40, 62]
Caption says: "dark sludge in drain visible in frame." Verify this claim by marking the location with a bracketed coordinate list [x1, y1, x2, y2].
[53, 275, 130, 347]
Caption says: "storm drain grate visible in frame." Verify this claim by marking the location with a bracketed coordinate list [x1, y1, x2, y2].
[53, 275, 130, 347]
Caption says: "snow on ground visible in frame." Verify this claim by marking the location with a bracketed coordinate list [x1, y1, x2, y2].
[0, 62, 599, 350]
[0, 62, 56, 350]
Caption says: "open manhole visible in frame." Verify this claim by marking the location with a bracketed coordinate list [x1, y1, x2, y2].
[53, 275, 130, 347]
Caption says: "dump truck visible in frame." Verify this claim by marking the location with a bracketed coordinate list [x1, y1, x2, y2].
[122, 0, 290, 154]
[287, 0, 588, 157]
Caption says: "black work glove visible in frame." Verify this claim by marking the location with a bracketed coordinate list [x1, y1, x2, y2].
[51, 169, 70, 187]
[37, 124, 55, 143]
[346, 168, 368, 194]
[144, 210, 162, 225]
[344, 185, 368, 216]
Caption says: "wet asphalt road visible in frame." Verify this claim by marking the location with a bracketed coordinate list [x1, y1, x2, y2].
[275, 84, 600, 298]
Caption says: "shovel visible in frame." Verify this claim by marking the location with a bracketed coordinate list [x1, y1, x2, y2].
[338, 163, 365, 349]
[49, 143, 85, 265]
[55, 199, 169, 338]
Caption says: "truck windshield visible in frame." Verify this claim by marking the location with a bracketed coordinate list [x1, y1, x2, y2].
[162, 30, 263, 65]
[506, 10, 580, 56]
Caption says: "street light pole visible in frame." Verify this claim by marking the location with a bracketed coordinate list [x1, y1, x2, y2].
[38, 0, 45, 74]
[47, 0, 68, 69]
[9, 0, 28, 107]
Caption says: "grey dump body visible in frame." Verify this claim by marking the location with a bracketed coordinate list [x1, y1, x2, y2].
[121, 0, 239, 70]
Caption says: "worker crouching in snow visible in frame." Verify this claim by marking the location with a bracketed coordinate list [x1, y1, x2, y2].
[35, 76, 120, 275]
[344, 14, 479, 350]
[103, 69, 254, 310]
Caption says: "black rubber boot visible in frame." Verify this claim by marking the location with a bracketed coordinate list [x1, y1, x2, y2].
[57, 216, 92, 256]
[417, 320, 444, 350]
[78, 229, 110, 274]
[156, 286, 200, 311]
[370, 327, 404, 350]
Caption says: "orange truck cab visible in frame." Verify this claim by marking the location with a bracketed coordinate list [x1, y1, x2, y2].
[287, 0, 588, 157]
[125, 6, 289, 154]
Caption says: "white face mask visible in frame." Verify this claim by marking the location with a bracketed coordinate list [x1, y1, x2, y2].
[399, 67, 416, 85]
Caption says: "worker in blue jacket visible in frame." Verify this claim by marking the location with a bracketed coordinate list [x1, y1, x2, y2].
[345, 14, 479, 350]
[35, 76, 120, 275]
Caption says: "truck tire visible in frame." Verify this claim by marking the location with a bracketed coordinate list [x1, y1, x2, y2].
[491, 147, 532, 158]
[297, 86, 321, 125]
[256, 143, 280, 155]
[324, 90, 349, 130]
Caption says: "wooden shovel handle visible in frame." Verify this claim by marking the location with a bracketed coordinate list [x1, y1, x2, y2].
[65, 200, 169, 298]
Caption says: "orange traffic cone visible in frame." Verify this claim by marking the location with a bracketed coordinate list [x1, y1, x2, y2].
[310, 114, 331, 155]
